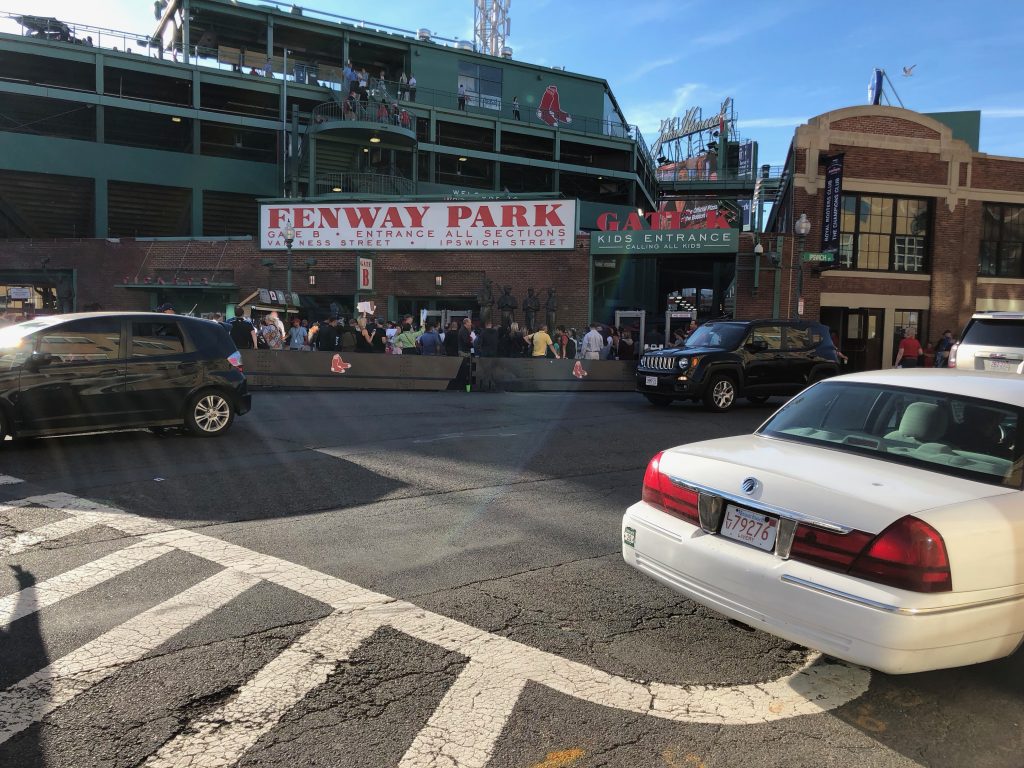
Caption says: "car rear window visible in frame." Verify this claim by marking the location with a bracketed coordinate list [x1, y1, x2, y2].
[961, 318, 1024, 347]
[759, 381, 1023, 489]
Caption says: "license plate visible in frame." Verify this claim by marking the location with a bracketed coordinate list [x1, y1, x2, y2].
[720, 504, 778, 552]
[623, 526, 636, 547]
[645, 376, 658, 387]
[985, 359, 1013, 372]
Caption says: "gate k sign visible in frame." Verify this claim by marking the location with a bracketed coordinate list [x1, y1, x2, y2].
[0, 490, 871, 767]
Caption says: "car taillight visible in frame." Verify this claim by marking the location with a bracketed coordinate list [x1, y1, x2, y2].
[848, 516, 951, 593]
[641, 451, 700, 524]
[947, 343, 958, 367]
[790, 525, 874, 571]
[227, 351, 243, 371]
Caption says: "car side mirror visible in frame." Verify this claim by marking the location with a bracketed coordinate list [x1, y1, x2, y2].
[26, 351, 54, 371]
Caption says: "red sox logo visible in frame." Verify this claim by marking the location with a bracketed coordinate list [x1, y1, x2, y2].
[537, 85, 572, 127]
[572, 360, 588, 379]
[331, 354, 352, 373]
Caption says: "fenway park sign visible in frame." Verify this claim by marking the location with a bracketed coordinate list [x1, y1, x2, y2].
[260, 200, 578, 251]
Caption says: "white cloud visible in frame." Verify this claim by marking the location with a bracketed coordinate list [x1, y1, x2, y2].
[623, 56, 680, 83]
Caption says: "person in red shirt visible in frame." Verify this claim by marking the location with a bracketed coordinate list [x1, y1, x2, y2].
[894, 329, 923, 368]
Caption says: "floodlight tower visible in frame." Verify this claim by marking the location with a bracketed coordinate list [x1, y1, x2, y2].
[474, 0, 511, 56]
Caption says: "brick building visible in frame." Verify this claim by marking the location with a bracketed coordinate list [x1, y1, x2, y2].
[734, 105, 1024, 370]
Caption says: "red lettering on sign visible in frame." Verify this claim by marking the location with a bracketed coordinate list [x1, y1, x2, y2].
[533, 204, 564, 226]
[380, 207, 405, 228]
[502, 205, 528, 227]
[268, 208, 289, 229]
[344, 207, 380, 228]
[317, 207, 340, 228]
[405, 206, 429, 228]
[596, 212, 618, 231]
[293, 208, 313, 228]
[361, 267, 370, 286]
[470, 207, 496, 227]
[621, 212, 645, 230]
[448, 206, 472, 227]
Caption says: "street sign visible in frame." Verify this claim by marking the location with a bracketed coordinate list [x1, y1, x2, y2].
[8, 287, 31, 300]
[802, 252, 835, 264]
[798, 298, 805, 316]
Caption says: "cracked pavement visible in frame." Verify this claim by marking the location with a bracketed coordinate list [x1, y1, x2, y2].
[1, 391, 1022, 767]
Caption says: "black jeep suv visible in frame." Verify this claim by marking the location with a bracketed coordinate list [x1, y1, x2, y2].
[636, 319, 841, 412]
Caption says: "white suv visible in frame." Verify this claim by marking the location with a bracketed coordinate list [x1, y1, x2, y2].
[950, 312, 1024, 373]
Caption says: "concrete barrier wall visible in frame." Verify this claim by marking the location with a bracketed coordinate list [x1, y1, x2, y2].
[241, 351, 637, 392]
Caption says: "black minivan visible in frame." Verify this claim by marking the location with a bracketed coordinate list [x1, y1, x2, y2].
[0, 312, 251, 440]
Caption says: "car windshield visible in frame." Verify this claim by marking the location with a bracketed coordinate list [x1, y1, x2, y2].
[758, 381, 1023, 489]
[684, 323, 747, 350]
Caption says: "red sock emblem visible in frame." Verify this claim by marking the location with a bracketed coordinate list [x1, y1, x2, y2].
[572, 360, 588, 379]
[331, 354, 352, 373]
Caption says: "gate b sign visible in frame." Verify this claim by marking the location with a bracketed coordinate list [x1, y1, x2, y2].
[357, 256, 374, 291]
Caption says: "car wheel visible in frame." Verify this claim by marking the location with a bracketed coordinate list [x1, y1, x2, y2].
[703, 374, 737, 412]
[185, 391, 235, 437]
[747, 395, 771, 405]
[644, 394, 673, 407]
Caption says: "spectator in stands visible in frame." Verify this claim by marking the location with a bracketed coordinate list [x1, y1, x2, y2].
[457, 82, 467, 110]
[512, 96, 520, 120]
[399, 71, 408, 100]
[263, 58, 273, 78]
[407, 73, 417, 102]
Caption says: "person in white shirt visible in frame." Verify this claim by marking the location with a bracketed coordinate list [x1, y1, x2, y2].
[582, 323, 604, 360]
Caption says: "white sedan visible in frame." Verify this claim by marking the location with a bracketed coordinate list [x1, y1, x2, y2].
[622, 369, 1023, 674]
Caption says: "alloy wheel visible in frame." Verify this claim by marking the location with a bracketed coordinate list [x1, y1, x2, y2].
[193, 394, 231, 433]
[712, 380, 735, 410]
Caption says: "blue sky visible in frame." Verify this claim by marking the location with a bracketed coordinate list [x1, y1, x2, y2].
[5, 0, 1024, 164]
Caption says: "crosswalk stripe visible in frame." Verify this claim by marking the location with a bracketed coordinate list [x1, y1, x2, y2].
[0, 568, 258, 746]
[0, 515, 100, 556]
[143, 609, 383, 768]
[0, 541, 174, 627]
[398, 661, 527, 768]
[0, 476, 23, 485]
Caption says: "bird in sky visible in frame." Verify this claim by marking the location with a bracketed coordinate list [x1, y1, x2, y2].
[902, 65, 916, 77]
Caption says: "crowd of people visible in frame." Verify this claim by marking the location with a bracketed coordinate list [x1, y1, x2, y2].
[224, 307, 654, 361]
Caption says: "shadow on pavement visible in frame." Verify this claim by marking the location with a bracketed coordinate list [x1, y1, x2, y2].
[0, 565, 47, 767]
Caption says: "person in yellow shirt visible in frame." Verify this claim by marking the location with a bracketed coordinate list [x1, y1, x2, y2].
[525, 324, 557, 357]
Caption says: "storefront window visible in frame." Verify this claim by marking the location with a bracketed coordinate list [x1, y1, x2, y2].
[979, 203, 1024, 278]
[836, 194, 930, 273]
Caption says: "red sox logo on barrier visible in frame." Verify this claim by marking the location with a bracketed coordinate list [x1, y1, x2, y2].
[537, 85, 572, 127]
[572, 360, 588, 379]
[331, 354, 352, 374]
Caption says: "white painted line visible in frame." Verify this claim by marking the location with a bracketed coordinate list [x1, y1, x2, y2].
[0, 514, 100, 556]
[0, 568, 258, 746]
[398, 661, 527, 768]
[1, 489, 873, 767]
[0, 541, 174, 627]
[143, 609, 381, 768]
[0, 475, 24, 485]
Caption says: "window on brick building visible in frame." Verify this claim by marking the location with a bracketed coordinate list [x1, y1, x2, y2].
[837, 194, 930, 273]
[979, 203, 1024, 278]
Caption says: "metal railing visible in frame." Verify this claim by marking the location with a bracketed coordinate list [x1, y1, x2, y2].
[312, 99, 417, 134]
[657, 164, 786, 185]
[315, 172, 414, 196]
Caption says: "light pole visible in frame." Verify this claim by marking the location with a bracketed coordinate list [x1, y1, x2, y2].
[793, 213, 811, 320]
[752, 241, 764, 297]
[283, 225, 295, 314]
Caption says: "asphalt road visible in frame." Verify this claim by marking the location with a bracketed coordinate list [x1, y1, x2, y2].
[0, 390, 1021, 768]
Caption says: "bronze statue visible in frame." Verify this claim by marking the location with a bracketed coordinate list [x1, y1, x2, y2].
[497, 285, 518, 329]
[522, 288, 540, 331]
[476, 279, 495, 325]
[545, 287, 557, 330]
